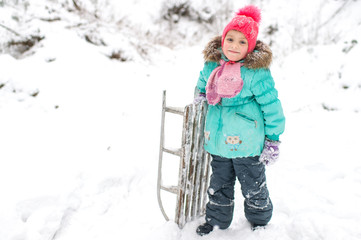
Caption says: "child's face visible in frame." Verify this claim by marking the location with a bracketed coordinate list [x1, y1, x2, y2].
[223, 30, 249, 62]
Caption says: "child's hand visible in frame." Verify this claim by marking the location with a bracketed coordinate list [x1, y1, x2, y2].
[259, 138, 280, 165]
[193, 93, 207, 104]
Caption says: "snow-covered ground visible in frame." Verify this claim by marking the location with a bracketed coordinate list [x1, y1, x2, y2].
[1, 1, 361, 239]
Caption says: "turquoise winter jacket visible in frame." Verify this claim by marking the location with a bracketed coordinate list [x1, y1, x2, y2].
[197, 37, 285, 158]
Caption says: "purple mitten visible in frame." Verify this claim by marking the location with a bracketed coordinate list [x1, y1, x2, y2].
[259, 138, 281, 166]
[193, 92, 207, 104]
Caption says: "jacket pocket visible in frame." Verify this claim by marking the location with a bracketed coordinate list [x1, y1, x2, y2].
[235, 112, 258, 128]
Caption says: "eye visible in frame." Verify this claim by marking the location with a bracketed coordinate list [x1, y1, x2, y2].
[226, 37, 233, 42]
[240, 40, 247, 45]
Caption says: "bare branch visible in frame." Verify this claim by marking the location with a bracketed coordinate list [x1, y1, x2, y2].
[0, 22, 22, 37]
[72, 0, 82, 11]
[319, 0, 351, 29]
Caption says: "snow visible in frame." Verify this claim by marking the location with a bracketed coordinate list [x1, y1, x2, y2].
[1, 0, 361, 240]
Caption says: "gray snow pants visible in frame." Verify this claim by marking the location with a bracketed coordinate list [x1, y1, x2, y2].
[205, 155, 273, 229]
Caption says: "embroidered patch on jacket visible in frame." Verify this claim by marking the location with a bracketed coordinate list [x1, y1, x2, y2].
[225, 135, 242, 151]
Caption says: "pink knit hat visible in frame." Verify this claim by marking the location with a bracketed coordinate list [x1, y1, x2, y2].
[221, 5, 261, 54]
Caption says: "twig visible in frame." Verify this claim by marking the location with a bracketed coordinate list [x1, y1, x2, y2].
[39, 17, 61, 22]
[319, 0, 351, 29]
[72, 0, 82, 11]
[0, 22, 22, 37]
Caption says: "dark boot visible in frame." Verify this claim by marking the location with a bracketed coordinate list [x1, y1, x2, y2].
[251, 222, 267, 231]
[196, 223, 214, 236]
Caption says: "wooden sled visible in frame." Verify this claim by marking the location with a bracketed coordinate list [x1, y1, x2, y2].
[157, 90, 211, 228]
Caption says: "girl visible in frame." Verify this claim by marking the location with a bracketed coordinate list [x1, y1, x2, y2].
[195, 5, 285, 236]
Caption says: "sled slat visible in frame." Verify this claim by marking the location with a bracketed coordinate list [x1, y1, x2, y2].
[161, 185, 179, 194]
[195, 102, 208, 216]
[184, 104, 197, 223]
[165, 106, 184, 115]
[184, 104, 195, 226]
[190, 103, 202, 220]
[162, 147, 182, 157]
[175, 105, 192, 227]
[201, 154, 211, 214]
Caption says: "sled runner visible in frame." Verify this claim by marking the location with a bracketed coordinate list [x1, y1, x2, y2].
[157, 90, 211, 228]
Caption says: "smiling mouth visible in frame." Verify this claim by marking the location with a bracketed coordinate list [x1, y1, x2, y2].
[228, 50, 240, 54]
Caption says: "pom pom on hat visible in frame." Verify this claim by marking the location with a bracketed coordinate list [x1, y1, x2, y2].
[222, 5, 261, 54]
[236, 5, 261, 24]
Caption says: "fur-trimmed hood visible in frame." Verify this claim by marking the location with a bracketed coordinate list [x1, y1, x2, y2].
[202, 36, 272, 69]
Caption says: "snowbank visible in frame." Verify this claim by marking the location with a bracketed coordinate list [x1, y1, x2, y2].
[1, 0, 361, 240]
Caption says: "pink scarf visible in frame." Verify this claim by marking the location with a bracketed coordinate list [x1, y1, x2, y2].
[206, 60, 244, 105]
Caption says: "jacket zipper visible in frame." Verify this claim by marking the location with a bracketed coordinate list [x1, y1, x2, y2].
[235, 112, 257, 128]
